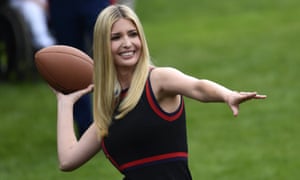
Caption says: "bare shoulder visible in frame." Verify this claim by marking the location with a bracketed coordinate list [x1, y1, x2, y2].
[150, 67, 189, 95]
[152, 66, 180, 73]
[151, 67, 182, 81]
[150, 66, 201, 98]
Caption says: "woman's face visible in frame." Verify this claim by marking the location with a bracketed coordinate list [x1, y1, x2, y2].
[111, 18, 141, 69]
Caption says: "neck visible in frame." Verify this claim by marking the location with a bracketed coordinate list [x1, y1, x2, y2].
[117, 67, 134, 90]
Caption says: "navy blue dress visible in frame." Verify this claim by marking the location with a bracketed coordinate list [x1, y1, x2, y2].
[102, 75, 193, 179]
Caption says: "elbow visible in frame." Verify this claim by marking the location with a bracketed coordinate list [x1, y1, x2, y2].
[59, 160, 77, 172]
[59, 163, 74, 172]
[59, 166, 73, 172]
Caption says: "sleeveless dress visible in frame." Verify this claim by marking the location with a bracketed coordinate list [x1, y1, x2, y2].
[102, 74, 193, 180]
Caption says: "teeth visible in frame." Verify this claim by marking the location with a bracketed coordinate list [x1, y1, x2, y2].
[121, 51, 134, 56]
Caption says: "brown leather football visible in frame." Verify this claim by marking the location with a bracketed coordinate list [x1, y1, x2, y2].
[34, 45, 93, 94]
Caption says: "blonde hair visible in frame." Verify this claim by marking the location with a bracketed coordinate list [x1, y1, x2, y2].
[93, 5, 152, 138]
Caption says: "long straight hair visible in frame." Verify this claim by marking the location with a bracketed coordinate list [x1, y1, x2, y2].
[93, 5, 152, 138]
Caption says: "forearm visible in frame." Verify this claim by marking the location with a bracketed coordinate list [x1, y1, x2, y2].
[195, 79, 233, 103]
[57, 100, 78, 170]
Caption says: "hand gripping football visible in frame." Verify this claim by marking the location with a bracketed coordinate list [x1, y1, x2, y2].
[34, 45, 93, 94]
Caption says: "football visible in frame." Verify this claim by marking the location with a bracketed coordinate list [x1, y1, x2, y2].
[34, 45, 93, 94]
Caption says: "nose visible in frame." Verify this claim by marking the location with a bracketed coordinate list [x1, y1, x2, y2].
[122, 36, 132, 48]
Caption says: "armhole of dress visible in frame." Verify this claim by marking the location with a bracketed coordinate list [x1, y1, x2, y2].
[146, 71, 184, 122]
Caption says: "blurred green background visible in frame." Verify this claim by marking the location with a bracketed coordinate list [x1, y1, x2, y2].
[1, 0, 299, 179]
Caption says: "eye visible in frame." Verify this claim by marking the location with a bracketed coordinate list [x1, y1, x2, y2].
[111, 34, 120, 41]
[128, 30, 138, 38]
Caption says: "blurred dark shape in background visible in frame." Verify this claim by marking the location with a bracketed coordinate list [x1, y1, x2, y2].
[0, 0, 55, 81]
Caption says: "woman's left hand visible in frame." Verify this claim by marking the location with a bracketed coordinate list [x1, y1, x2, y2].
[227, 91, 267, 116]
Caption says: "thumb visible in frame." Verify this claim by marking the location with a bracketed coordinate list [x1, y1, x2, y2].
[230, 105, 239, 117]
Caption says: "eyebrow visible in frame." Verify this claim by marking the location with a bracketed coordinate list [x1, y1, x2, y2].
[111, 32, 121, 36]
[111, 29, 137, 35]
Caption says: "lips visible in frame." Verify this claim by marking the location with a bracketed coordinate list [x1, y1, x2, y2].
[119, 51, 135, 58]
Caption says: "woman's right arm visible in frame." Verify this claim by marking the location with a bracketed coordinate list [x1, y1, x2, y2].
[54, 85, 101, 171]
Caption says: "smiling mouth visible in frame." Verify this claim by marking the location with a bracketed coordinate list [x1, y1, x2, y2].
[119, 51, 135, 58]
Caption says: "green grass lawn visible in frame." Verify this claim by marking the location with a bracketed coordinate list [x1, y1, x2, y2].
[1, 0, 300, 179]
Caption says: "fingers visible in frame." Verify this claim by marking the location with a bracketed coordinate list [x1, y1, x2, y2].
[238, 92, 267, 100]
[78, 84, 94, 94]
[231, 105, 239, 117]
[254, 94, 267, 99]
[87, 84, 94, 92]
[229, 91, 266, 117]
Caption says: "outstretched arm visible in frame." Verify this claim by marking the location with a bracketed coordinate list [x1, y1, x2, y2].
[53, 85, 101, 171]
[185, 79, 266, 116]
[151, 67, 266, 116]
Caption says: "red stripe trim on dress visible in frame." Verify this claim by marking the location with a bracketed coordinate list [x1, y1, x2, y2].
[101, 140, 121, 171]
[146, 80, 184, 122]
[119, 152, 188, 171]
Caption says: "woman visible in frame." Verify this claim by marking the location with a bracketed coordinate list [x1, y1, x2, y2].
[53, 4, 266, 179]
